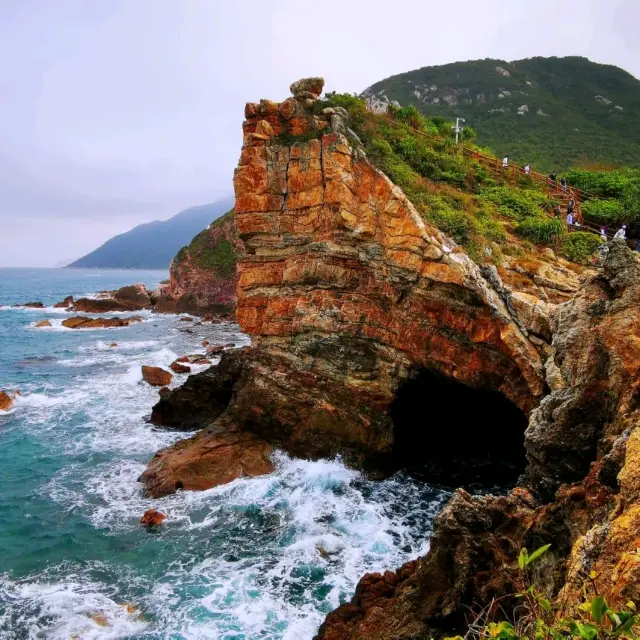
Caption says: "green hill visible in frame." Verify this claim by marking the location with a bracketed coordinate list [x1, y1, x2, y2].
[364, 56, 640, 172]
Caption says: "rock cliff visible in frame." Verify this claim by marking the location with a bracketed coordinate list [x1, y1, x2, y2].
[154, 209, 241, 316]
[139, 78, 640, 637]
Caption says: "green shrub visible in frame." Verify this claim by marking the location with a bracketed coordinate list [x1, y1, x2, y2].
[565, 169, 637, 198]
[581, 199, 626, 225]
[445, 545, 640, 640]
[515, 217, 565, 244]
[481, 186, 549, 220]
[174, 246, 188, 264]
[423, 196, 477, 245]
[563, 232, 604, 264]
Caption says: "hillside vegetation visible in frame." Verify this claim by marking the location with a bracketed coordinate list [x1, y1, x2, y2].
[364, 56, 640, 172]
[323, 93, 604, 265]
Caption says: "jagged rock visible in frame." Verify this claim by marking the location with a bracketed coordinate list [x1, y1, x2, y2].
[113, 283, 151, 308]
[17, 301, 44, 308]
[53, 295, 74, 308]
[35, 320, 52, 328]
[139, 424, 275, 498]
[140, 508, 166, 527]
[201, 340, 209, 347]
[205, 344, 224, 355]
[149, 349, 247, 430]
[141, 366, 172, 387]
[192, 358, 211, 365]
[169, 361, 191, 374]
[290, 77, 324, 100]
[61, 315, 143, 329]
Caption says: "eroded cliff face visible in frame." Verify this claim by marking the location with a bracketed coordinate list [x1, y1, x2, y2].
[154, 210, 242, 317]
[139, 79, 640, 638]
[316, 241, 640, 639]
[141, 78, 571, 495]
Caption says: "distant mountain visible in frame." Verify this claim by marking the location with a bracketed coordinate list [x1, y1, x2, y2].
[364, 56, 640, 171]
[67, 199, 234, 269]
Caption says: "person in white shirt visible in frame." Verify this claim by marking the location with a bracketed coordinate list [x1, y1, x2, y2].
[524, 164, 531, 175]
[613, 225, 627, 240]
[502, 155, 509, 169]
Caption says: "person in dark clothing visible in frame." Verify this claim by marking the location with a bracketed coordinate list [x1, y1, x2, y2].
[553, 205, 562, 218]
[549, 172, 557, 187]
[567, 198, 575, 215]
[561, 177, 567, 193]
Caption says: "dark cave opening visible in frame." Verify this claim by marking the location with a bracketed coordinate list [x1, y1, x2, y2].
[390, 369, 529, 490]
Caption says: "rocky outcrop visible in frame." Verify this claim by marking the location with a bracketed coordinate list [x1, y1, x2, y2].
[139, 423, 275, 497]
[141, 366, 172, 387]
[113, 283, 151, 308]
[53, 296, 74, 308]
[34, 320, 52, 328]
[154, 210, 242, 317]
[139, 78, 640, 636]
[61, 315, 143, 329]
[316, 241, 640, 638]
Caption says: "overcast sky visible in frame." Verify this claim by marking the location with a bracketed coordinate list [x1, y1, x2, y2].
[1, 0, 638, 266]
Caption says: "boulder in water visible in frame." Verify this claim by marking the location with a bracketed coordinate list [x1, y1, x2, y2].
[35, 320, 52, 328]
[62, 315, 143, 329]
[0, 390, 17, 412]
[113, 284, 151, 308]
[179, 316, 194, 322]
[206, 344, 224, 355]
[53, 296, 74, 308]
[72, 297, 141, 313]
[17, 301, 44, 308]
[201, 340, 210, 347]
[141, 366, 172, 387]
[140, 508, 167, 527]
[169, 361, 191, 374]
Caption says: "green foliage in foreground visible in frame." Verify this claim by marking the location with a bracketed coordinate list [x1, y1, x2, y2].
[515, 217, 564, 244]
[563, 232, 605, 265]
[446, 545, 639, 640]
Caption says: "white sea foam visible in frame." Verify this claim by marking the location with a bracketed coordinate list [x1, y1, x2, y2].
[0, 574, 148, 639]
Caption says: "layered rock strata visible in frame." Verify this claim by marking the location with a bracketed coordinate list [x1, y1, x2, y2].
[140, 79, 640, 637]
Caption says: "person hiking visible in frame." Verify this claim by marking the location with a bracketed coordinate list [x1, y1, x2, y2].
[566, 212, 574, 226]
[523, 164, 531, 175]
[502, 155, 509, 169]
[549, 172, 557, 186]
[613, 224, 627, 240]
[561, 177, 567, 194]
[553, 205, 562, 218]
[567, 198, 575, 215]
[600, 226, 607, 240]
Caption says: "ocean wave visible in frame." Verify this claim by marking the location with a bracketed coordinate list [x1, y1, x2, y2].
[0, 573, 148, 639]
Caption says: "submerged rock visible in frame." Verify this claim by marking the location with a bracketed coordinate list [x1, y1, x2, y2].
[141, 366, 172, 387]
[34, 320, 52, 328]
[16, 301, 44, 308]
[140, 508, 167, 527]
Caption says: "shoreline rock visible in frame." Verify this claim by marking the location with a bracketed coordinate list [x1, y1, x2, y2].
[0, 390, 18, 412]
[141, 366, 172, 387]
[140, 508, 167, 527]
[61, 315, 143, 329]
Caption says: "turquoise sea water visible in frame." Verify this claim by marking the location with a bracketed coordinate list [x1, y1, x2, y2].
[0, 268, 450, 639]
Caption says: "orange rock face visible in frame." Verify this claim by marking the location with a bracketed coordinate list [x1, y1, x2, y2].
[141, 366, 173, 387]
[0, 391, 15, 412]
[139, 425, 275, 498]
[140, 508, 167, 527]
